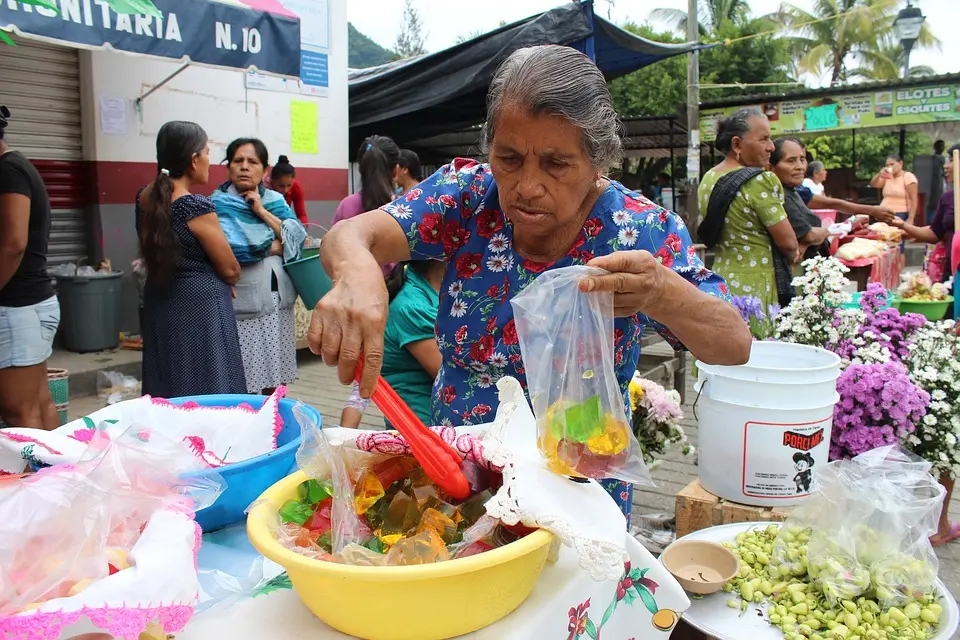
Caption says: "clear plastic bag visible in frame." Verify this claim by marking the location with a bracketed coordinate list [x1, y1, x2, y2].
[97, 370, 141, 405]
[0, 425, 222, 616]
[770, 445, 944, 607]
[510, 265, 651, 484]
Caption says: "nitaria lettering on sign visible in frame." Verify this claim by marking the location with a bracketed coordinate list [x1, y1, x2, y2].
[4, 0, 183, 42]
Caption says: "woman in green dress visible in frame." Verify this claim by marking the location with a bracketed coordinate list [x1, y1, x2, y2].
[698, 108, 799, 309]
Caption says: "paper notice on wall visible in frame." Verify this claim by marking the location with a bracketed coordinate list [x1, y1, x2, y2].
[290, 100, 318, 154]
[99, 96, 128, 136]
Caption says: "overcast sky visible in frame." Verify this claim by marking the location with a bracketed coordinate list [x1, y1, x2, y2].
[348, 0, 956, 87]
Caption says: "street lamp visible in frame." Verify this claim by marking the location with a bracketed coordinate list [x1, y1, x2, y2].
[893, 2, 925, 78]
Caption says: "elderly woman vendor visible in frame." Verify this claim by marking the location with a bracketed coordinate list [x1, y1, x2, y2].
[309, 45, 751, 519]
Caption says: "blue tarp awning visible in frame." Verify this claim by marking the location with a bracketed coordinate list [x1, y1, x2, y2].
[348, 1, 703, 150]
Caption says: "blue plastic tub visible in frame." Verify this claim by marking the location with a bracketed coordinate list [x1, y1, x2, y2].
[171, 394, 320, 532]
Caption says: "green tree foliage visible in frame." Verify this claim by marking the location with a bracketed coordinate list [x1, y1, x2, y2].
[649, 0, 750, 36]
[394, 0, 427, 59]
[608, 20, 793, 117]
[775, 0, 939, 85]
[348, 23, 395, 68]
[699, 19, 794, 100]
[607, 24, 687, 117]
[804, 131, 931, 179]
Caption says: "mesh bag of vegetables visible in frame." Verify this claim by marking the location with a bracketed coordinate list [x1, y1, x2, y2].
[770, 445, 944, 607]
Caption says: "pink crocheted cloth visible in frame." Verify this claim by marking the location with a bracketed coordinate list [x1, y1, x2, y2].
[355, 427, 501, 471]
[0, 522, 202, 640]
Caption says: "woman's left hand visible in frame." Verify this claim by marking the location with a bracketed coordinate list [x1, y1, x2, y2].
[578, 250, 667, 317]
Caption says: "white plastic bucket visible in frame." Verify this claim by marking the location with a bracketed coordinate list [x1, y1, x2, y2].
[695, 341, 841, 507]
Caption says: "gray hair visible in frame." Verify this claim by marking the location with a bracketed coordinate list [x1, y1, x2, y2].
[480, 45, 622, 169]
[714, 107, 765, 154]
[807, 160, 825, 177]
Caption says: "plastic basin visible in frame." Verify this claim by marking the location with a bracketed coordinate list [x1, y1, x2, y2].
[171, 395, 317, 532]
[896, 296, 953, 321]
[247, 471, 554, 640]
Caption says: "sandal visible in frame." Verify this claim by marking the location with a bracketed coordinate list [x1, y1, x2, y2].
[931, 521, 960, 547]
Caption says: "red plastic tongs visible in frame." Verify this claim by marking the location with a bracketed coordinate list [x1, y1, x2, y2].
[354, 355, 470, 499]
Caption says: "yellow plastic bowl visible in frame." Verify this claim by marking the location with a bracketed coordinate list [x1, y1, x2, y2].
[247, 471, 554, 640]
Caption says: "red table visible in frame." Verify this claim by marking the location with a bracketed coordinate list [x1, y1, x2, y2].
[838, 245, 902, 291]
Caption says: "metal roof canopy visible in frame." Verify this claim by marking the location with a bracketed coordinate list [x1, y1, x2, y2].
[402, 116, 706, 165]
[347, 1, 703, 153]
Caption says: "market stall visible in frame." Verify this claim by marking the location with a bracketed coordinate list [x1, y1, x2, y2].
[2, 253, 958, 640]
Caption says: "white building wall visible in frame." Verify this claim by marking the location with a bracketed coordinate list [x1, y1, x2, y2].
[80, 0, 348, 170]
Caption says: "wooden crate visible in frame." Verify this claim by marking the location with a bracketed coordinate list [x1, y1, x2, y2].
[675, 479, 793, 539]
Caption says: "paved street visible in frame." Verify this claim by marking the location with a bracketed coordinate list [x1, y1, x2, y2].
[67, 351, 960, 601]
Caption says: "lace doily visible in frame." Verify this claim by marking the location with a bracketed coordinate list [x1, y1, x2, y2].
[482, 377, 629, 582]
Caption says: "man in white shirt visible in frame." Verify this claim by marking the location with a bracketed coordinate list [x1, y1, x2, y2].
[802, 160, 827, 196]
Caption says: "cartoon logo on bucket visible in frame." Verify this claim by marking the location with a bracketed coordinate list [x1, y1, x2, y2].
[741, 418, 831, 499]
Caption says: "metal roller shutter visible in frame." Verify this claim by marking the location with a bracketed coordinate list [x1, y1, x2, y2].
[0, 37, 87, 267]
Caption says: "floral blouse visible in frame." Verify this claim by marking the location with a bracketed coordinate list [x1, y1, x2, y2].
[382, 159, 730, 427]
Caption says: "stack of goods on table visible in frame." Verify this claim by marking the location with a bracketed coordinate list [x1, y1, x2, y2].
[835, 222, 902, 261]
[276, 453, 535, 566]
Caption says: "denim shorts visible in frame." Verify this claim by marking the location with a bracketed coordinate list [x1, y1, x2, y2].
[0, 296, 60, 368]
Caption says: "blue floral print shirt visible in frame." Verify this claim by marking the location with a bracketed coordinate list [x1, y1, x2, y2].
[382, 159, 730, 427]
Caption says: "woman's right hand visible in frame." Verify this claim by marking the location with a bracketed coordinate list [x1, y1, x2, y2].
[307, 263, 390, 395]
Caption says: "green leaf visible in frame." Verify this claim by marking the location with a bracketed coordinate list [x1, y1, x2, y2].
[253, 572, 292, 597]
[635, 585, 660, 616]
[584, 618, 598, 640]
[0, 30, 14, 46]
[102, 0, 161, 17]
[634, 567, 647, 580]
[82, 417, 96, 430]
[19, 0, 58, 11]
[622, 587, 638, 605]
[600, 595, 619, 627]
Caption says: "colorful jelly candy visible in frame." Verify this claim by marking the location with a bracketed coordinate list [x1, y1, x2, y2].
[384, 528, 451, 566]
[585, 417, 630, 456]
[305, 498, 333, 533]
[353, 471, 385, 515]
[376, 490, 422, 546]
[417, 507, 460, 544]
[297, 478, 333, 504]
[456, 489, 493, 527]
[454, 540, 495, 558]
[279, 499, 316, 525]
[372, 456, 418, 491]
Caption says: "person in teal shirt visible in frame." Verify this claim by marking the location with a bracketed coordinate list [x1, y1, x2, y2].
[339, 260, 444, 427]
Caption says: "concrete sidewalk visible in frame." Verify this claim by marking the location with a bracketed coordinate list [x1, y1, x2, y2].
[67, 351, 960, 601]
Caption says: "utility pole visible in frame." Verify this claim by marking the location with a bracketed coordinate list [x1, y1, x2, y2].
[685, 0, 701, 237]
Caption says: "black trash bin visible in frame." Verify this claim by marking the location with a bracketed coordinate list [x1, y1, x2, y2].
[55, 271, 123, 353]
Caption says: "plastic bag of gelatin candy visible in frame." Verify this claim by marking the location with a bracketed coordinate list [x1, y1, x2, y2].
[510, 265, 652, 485]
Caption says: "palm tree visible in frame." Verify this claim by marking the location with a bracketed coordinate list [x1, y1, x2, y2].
[649, 0, 751, 36]
[774, 0, 939, 85]
[849, 39, 937, 81]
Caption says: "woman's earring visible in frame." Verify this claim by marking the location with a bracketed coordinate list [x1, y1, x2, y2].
[736, 151, 741, 164]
